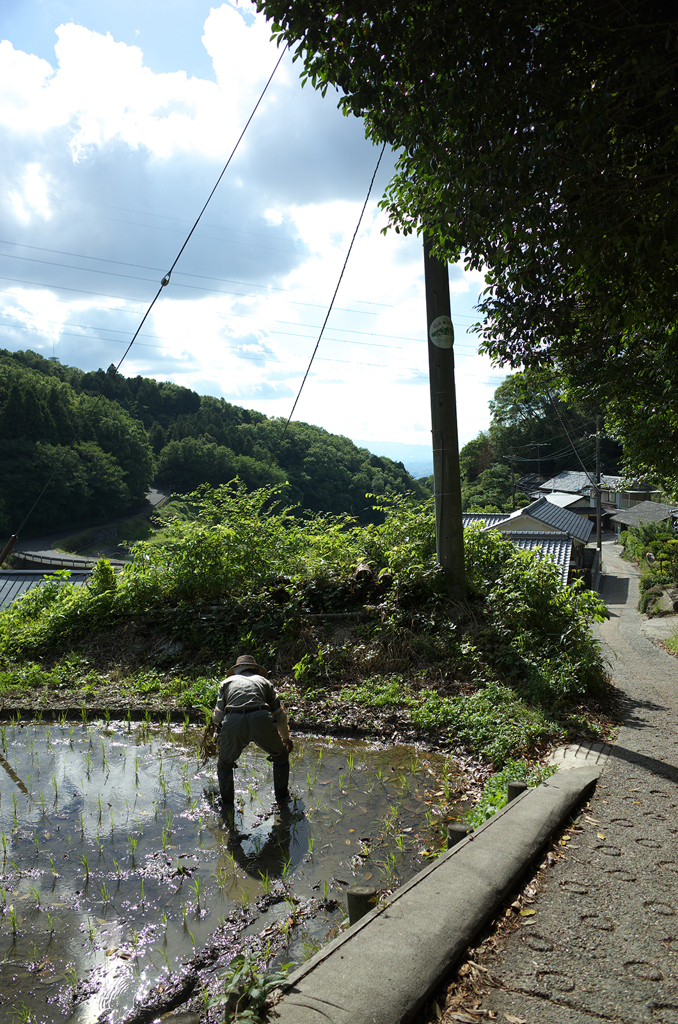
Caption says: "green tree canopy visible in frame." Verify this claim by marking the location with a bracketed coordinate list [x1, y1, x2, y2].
[259, 0, 678, 387]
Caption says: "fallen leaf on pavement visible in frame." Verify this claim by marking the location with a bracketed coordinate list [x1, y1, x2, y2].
[519, 908, 536, 917]
[597, 833, 606, 839]
[503, 1015, 527, 1024]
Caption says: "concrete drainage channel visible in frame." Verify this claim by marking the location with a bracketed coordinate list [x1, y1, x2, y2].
[270, 758, 607, 1024]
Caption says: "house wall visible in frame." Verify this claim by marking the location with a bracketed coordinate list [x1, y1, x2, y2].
[502, 515, 561, 533]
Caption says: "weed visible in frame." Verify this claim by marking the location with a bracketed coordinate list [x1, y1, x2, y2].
[208, 953, 292, 1019]
[465, 759, 558, 827]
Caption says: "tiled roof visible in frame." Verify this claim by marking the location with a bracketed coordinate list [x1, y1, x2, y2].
[507, 532, 573, 586]
[610, 501, 678, 529]
[539, 471, 622, 494]
[462, 513, 510, 528]
[0, 570, 90, 609]
[501, 497, 593, 542]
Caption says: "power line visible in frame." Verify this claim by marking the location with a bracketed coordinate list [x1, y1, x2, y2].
[0, 244, 480, 324]
[9, 45, 288, 540]
[267, 143, 387, 470]
[0, 278, 483, 351]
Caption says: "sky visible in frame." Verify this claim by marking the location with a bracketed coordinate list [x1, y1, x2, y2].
[0, 0, 507, 453]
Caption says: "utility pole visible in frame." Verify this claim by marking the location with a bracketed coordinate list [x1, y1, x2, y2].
[596, 415, 602, 558]
[423, 236, 466, 599]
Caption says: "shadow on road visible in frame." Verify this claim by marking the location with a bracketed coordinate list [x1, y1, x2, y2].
[607, 742, 678, 786]
[599, 575, 630, 604]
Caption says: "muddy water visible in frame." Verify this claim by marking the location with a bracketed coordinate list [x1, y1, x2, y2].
[0, 718, 462, 1023]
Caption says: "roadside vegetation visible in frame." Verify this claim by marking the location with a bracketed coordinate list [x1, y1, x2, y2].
[619, 521, 678, 615]
[0, 482, 612, 770]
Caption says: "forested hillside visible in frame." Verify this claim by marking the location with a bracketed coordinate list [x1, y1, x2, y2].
[0, 350, 424, 535]
[459, 370, 623, 511]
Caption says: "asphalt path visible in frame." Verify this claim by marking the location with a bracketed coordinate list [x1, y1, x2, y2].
[8, 488, 169, 562]
[476, 538, 678, 1023]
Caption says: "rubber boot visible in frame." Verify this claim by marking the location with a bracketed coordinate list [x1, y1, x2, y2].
[217, 763, 235, 819]
[273, 760, 290, 805]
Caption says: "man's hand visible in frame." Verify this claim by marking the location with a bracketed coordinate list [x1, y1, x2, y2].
[283, 737, 294, 753]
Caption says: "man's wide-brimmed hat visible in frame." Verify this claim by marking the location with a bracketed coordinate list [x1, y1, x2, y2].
[226, 654, 266, 678]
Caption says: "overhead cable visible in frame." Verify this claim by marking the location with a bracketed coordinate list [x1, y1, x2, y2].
[11, 45, 287, 539]
[266, 142, 387, 471]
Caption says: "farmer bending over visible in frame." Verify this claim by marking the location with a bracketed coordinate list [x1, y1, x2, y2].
[212, 654, 293, 815]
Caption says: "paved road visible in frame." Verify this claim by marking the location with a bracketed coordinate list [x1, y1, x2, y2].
[475, 538, 678, 1023]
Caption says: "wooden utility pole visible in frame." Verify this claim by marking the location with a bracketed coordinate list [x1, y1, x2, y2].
[423, 236, 466, 599]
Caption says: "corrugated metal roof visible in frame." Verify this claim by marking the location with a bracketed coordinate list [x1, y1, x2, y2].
[506, 532, 573, 586]
[462, 513, 510, 528]
[0, 570, 90, 609]
[501, 497, 593, 542]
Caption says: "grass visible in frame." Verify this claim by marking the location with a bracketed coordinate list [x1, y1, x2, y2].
[665, 630, 678, 656]
[464, 759, 559, 827]
[0, 487, 614, 770]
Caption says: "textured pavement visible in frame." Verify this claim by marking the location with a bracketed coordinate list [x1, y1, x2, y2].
[478, 539, 678, 1024]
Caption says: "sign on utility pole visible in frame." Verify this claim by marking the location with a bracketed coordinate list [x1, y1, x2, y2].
[423, 236, 466, 600]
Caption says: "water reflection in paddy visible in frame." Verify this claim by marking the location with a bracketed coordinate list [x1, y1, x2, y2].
[0, 717, 462, 1023]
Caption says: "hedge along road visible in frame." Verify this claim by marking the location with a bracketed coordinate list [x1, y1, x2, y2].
[466, 537, 678, 1023]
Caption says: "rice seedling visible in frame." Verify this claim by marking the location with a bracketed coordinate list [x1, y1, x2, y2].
[9, 904, 18, 935]
[155, 946, 171, 971]
[46, 912, 54, 934]
[52, 773, 58, 801]
[27, 885, 41, 907]
[100, 882, 111, 904]
[79, 853, 89, 878]
[189, 876, 201, 906]
[80, 707, 87, 726]
[127, 836, 138, 864]
[259, 869, 272, 895]
[33, 830, 40, 857]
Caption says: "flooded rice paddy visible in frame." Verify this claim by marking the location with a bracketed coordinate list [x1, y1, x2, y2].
[0, 716, 463, 1023]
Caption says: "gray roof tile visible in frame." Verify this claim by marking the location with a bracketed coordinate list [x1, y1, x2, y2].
[506, 532, 573, 586]
[501, 497, 593, 542]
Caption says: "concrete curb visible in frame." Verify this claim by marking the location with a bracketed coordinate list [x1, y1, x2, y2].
[270, 765, 601, 1024]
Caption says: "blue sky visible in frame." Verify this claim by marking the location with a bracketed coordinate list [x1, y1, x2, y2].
[0, 0, 505, 449]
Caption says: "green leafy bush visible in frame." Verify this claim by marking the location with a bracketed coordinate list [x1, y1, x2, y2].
[465, 759, 558, 828]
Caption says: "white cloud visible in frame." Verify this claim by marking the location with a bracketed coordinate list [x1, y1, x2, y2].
[0, 2, 503, 453]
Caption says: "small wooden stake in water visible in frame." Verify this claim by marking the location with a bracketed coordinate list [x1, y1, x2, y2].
[347, 886, 377, 925]
[507, 780, 528, 803]
[446, 823, 472, 849]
